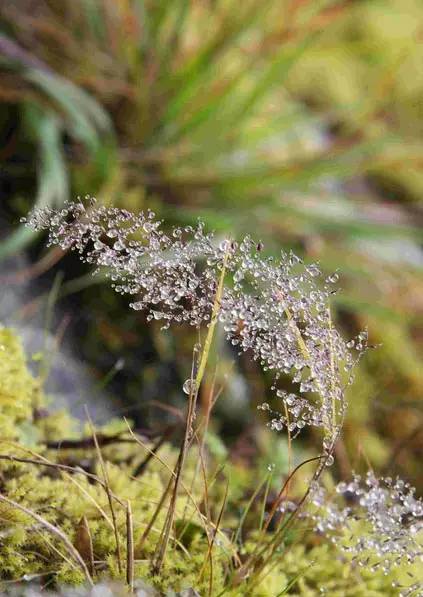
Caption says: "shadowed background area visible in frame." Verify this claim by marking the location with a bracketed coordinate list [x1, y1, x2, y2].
[0, 0, 422, 491]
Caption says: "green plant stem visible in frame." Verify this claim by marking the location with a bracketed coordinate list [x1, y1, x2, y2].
[153, 250, 229, 573]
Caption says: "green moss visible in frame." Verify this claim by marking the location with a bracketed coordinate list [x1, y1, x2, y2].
[0, 327, 41, 442]
[0, 328, 419, 595]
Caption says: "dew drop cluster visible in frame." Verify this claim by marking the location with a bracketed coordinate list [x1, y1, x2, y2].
[22, 198, 422, 594]
[308, 472, 423, 589]
[23, 198, 365, 448]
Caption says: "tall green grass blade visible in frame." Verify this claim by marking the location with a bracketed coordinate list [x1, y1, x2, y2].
[81, 0, 105, 41]
[159, 2, 263, 130]
[0, 227, 36, 260]
[27, 69, 111, 150]
[0, 109, 68, 259]
[231, 34, 317, 124]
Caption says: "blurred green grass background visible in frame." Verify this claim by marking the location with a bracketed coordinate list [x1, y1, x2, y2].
[0, 0, 422, 489]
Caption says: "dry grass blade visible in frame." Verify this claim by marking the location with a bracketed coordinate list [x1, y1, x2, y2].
[33, 525, 76, 571]
[259, 472, 273, 533]
[234, 455, 324, 585]
[0, 492, 94, 586]
[0, 445, 117, 527]
[176, 426, 214, 559]
[85, 406, 123, 574]
[152, 443, 186, 573]
[74, 516, 94, 578]
[126, 500, 134, 592]
[136, 472, 174, 555]
[125, 421, 229, 559]
[133, 424, 176, 477]
[198, 478, 229, 597]
[180, 369, 219, 531]
[233, 474, 268, 546]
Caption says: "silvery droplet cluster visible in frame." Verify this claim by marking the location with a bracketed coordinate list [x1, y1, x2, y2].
[309, 472, 423, 592]
[22, 198, 362, 445]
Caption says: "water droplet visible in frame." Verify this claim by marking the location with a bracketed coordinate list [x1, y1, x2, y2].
[183, 378, 197, 395]
[114, 357, 125, 371]
[325, 454, 334, 466]
[327, 272, 339, 283]
[307, 264, 320, 278]
[113, 239, 125, 251]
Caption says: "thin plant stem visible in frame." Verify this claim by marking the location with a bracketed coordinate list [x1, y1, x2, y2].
[199, 479, 229, 596]
[233, 455, 323, 584]
[85, 406, 123, 574]
[327, 306, 338, 433]
[283, 401, 293, 495]
[0, 446, 119, 525]
[126, 500, 134, 592]
[124, 422, 233, 556]
[0, 492, 94, 586]
[153, 251, 229, 573]
[259, 472, 273, 532]
[180, 369, 217, 528]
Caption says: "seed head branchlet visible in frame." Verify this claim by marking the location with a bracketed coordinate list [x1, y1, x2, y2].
[23, 198, 422, 594]
[23, 198, 363, 450]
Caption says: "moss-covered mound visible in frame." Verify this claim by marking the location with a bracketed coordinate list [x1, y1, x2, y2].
[0, 327, 410, 595]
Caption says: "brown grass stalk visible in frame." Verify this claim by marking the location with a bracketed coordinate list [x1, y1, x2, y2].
[126, 500, 134, 592]
[85, 406, 123, 574]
